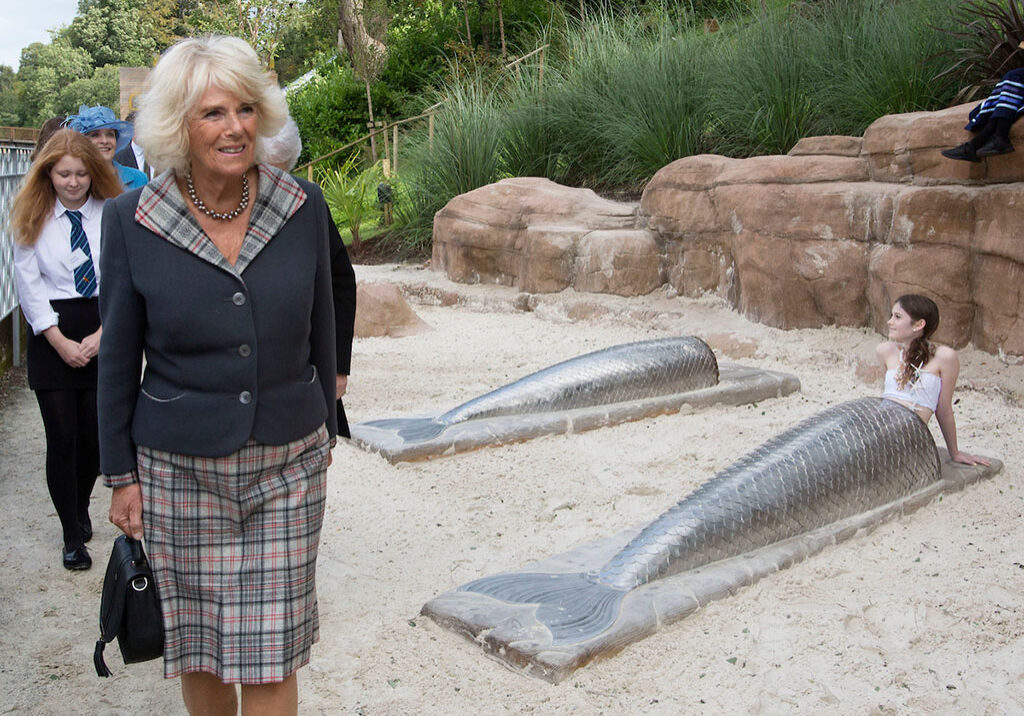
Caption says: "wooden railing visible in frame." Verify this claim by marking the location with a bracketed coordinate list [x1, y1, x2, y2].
[0, 126, 41, 144]
[294, 101, 445, 180]
[295, 44, 549, 180]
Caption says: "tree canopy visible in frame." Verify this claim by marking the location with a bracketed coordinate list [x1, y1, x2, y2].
[0, 0, 338, 126]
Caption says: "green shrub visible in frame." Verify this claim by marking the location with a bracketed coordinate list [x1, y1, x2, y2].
[560, 27, 714, 185]
[704, 0, 960, 156]
[288, 58, 408, 169]
[378, 167, 437, 258]
[512, 11, 714, 188]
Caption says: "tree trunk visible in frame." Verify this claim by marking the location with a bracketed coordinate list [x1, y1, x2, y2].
[461, 0, 472, 45]
[337, 0, 387, 64]
[478, 0, 490, 52]
[497, 0, 506, 57]
[365, 80, 377, 163]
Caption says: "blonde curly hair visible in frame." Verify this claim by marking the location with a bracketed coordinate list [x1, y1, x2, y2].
[135, 35, 288, 175]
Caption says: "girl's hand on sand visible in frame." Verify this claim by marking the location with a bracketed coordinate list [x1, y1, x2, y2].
[951, 450, 990, 467]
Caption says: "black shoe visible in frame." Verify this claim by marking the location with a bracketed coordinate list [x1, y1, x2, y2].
[976, 135, 1015, 157]
[62, 545, 92, 571]
[941, 142, 981, 162]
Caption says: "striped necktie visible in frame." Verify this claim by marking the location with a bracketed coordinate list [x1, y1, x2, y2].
[67, 210, 97, 298]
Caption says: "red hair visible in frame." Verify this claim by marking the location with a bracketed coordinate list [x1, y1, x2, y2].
[10, 129, 122, 246]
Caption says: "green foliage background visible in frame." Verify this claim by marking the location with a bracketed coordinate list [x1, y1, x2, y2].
[379, 0, 965, 249]
[2, 0, 1003, 258]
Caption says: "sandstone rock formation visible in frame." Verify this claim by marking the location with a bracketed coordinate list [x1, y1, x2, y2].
[354, 283, 431, 338]
[431, 104, 1024, 361]
[432, 178, 657, 295]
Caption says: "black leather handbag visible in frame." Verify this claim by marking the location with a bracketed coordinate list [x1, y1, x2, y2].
[94, 535, 164, 676]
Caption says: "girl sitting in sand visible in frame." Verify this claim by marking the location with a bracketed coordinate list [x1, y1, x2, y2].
[877, 293, 989, 466]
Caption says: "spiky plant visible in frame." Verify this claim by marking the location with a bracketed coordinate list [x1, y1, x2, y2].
[934, 0, 1024, 102]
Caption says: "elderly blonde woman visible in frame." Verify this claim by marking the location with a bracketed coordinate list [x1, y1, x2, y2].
[98, 35, 337, 715]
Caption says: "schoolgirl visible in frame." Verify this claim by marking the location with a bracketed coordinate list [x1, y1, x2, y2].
[10, 129, 123, 568]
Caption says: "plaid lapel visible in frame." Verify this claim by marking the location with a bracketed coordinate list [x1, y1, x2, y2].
[236, 165, 308, 272]
[134, 165, 308, 274]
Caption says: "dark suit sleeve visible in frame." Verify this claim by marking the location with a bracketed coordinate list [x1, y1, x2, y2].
[310, 189, 339, 440]
[97, 199, 146, 476]
[113, 146, 138, 170]
[328, 220, 356, 376]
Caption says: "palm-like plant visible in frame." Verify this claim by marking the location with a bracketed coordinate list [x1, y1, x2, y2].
[934, 0, 1024, 102]
[321, 153, 383, 253]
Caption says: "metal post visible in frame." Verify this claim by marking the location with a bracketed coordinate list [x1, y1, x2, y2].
[12, 307, 20, 367]
[392, 125, 398, 173]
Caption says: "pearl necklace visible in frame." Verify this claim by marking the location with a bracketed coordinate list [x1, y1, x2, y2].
[186, 172, 250, 220]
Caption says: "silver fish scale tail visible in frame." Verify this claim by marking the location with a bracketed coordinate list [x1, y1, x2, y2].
[441, 336, 718, 425]
[597, 398, 940, 590]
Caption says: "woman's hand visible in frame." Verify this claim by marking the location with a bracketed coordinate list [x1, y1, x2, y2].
[109, 483, 145, 539]
[79, 326, 102, 361]
[335, 374, 348, 399]
[950, 450, 991, 467]
[42, 326, 89, 368]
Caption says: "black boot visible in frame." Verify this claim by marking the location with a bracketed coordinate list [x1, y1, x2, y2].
[941, 142, 981, 162]
[62, 544, 92, 570]
[976, 135, 1015, 157]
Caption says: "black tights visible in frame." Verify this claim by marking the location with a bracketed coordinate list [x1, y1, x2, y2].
[970, 116, 1014, 148]
[35, 390, 99, 549]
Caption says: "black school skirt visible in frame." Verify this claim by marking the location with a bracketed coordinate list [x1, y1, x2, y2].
[25, 297, 100, 391]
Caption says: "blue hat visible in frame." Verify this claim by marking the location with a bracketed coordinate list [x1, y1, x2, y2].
[65, 105, 133, 153]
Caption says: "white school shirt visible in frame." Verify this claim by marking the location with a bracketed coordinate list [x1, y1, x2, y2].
[13, 195, 106, 335]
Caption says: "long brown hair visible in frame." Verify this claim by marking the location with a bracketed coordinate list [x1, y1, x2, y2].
[10, 129, 123, 246]
[895, 294, 939, 388]
[30, 115, 67, 162]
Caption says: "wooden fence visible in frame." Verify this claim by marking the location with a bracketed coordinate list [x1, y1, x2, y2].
[295, 45, 548, 180]
[0, 127, 41, 144]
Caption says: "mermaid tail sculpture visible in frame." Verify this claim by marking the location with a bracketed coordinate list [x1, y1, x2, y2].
[457, 398, 940, 644]
[362, 336, 719, 441]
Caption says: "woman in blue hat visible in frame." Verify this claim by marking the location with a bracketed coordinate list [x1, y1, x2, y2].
[65, 105, 149, 190]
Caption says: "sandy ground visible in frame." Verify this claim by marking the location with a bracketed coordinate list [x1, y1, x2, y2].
[1, 263, 1021, 715]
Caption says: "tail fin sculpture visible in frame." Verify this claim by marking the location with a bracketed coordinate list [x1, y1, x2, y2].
[460, 572, 628, 644]
[361, 418, 449, 441]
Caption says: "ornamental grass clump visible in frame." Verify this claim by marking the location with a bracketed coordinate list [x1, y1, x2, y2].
[705, 10, 818, 156]
[811, 0, 960, 136]
[386, 76, 507, 245]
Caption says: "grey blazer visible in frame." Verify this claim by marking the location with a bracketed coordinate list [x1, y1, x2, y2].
[97, 166, 337, 476]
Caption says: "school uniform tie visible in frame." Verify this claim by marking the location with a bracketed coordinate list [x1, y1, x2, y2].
[67, 210, 97, 298]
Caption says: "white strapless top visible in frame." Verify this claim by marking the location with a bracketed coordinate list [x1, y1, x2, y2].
[882, 368, 941, 412]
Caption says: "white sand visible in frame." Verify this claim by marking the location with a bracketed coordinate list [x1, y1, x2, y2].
[1, 263, 1021, 715]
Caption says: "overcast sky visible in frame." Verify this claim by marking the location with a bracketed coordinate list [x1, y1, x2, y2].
[0, 0, 80, 70]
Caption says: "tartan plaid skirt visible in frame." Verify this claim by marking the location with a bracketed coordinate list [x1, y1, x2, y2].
[137, 425, 330, 684]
